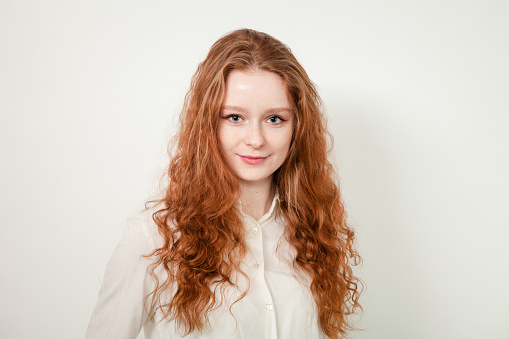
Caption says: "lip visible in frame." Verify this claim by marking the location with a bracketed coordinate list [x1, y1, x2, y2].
[239, 155, 268, 165]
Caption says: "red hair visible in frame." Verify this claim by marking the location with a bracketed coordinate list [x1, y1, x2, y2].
[146, 28, 362, 338]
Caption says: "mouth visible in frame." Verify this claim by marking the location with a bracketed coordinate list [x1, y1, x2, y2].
[239, 155, 268, 165]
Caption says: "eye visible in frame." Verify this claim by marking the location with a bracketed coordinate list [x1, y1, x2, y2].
[267, 115, 285, 124]
[223, 114, 243, 123]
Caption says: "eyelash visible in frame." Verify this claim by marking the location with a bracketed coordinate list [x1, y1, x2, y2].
[222, 114, 286, 125]
[224, 114, 242, 123]
[267, 115, 285, 124]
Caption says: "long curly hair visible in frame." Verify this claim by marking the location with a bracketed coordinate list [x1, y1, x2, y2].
[146, 28, 362, 338]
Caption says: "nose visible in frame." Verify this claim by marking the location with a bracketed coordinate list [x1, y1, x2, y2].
[244, 123, 265, 148]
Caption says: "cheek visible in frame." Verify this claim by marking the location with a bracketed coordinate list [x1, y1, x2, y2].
[217, 125, 229, 152]
[281, 128, 294, 152]
[217, 125, 241, 156]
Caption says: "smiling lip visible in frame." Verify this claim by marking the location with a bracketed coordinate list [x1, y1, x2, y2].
[239, 155, 268, 165]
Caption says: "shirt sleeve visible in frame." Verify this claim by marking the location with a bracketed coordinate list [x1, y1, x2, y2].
[85, 212, 162, 339]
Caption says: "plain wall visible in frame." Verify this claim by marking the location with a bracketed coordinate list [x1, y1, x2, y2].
[1, 0, 508, 338]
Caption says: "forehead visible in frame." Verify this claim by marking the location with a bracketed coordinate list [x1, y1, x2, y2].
[223, 70, 291, 110]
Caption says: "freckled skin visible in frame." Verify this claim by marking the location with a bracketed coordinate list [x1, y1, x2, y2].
[217, 70, 294, 188]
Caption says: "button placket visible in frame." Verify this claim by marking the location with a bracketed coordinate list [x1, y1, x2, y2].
[245, 217, 276, 320]
[246, 219, 263, 277]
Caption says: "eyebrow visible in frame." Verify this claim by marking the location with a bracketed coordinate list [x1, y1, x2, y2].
[221, 105, 292, 114]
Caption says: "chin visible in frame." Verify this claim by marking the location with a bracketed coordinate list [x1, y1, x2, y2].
[237, 174, 272, 184]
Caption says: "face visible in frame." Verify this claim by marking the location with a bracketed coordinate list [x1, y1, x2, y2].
[217, 70, 294, 188]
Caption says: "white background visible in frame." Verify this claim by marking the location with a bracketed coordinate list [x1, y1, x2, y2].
[1, 1, 508, 338]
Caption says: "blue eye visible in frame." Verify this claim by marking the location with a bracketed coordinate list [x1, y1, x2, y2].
[267, 115, 285, 124]
[225, 114, 242, 122]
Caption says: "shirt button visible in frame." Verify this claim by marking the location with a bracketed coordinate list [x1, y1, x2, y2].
[252, 227, 259, 234]
[266, 304, 273, 311]
[253, 263, 260, 268]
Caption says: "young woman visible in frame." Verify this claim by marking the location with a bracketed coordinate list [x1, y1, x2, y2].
[85, 28, 362, 339]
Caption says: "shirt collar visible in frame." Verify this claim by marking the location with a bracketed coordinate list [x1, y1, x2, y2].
[257, 190, 280, 224]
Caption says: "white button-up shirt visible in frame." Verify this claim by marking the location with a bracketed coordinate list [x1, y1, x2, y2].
[85, 195, 326, 338]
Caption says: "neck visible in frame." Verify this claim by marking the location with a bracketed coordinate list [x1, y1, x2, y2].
[238, 177, 275, 221]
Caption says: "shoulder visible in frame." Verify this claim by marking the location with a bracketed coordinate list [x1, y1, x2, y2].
[119, 205, 165, 254]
